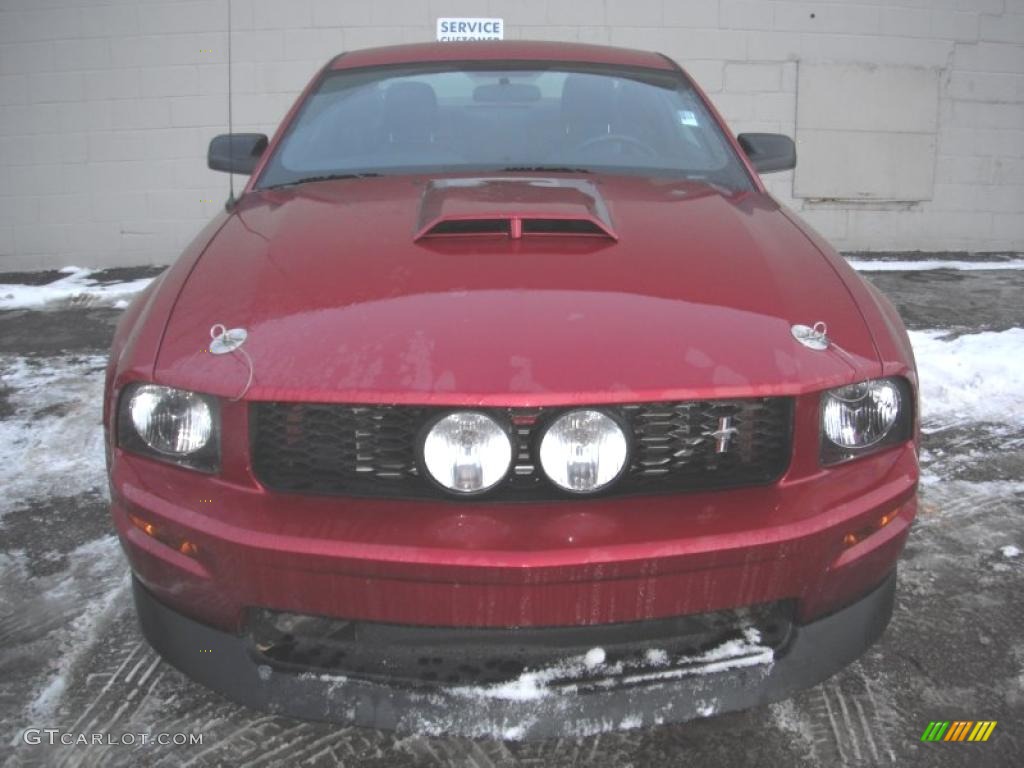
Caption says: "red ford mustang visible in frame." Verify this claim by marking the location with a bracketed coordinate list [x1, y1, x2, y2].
[105, 41, 918, 738]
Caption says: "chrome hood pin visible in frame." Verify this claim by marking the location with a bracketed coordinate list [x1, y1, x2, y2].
[209, 323, 255, 401]
[209, 323, 248, 354]
[791, 321, 829, 350]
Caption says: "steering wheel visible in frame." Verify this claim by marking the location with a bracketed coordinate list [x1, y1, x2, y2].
[573, 133, 659, 158]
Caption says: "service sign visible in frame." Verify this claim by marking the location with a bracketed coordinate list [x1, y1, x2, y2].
[436, 18, 504, 41]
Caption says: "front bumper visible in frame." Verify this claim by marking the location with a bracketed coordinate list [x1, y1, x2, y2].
[112, 439, 918, 631]
[114, 412, 916, 735]
[134, 569, 897, 739]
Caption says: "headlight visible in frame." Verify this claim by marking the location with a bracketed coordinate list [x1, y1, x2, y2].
[539, 409, 629, 493]
[117, 384, 220, 471]
[820, 377, 912, 465]
[422, 412, 512, 493]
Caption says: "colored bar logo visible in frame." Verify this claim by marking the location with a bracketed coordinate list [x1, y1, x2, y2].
[921, 721, 997, 742]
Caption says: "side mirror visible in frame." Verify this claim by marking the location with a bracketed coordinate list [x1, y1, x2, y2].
[208, 133, 268, 175]
[737, 133, 796, 173]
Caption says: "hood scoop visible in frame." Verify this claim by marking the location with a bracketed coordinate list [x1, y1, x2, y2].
[415, 177, 617, 241]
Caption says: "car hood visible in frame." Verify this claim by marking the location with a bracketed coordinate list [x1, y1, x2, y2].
[154, 175, 880, 404]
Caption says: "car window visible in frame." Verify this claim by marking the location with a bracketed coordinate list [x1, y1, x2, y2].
[256, 63, 754, 192]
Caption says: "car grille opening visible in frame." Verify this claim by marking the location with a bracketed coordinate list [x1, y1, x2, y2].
[249, 398, 793, 500]
[247, 601, 793, 688]
[421, 218, 512, 236]
[417, 216, 614, 239]
[519, 218, 608, 236]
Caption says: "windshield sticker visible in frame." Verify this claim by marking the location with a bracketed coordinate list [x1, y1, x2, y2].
[678, 110, 699, 127]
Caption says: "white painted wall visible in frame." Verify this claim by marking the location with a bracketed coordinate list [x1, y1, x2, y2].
[0, 0, 1022, 269]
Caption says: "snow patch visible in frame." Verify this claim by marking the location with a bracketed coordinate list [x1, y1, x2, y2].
[452, 628, 773, 703]
[619, 714, 643, 729]
[468, 669, 558, 701]
[696, 700, 717, 717]
[29, 673, 67, 717]
[0, 356, 108, 516]
[770, 699, 818, 759]
[25, 537, 130, 719]
[645, 648, 669, 666]
[910, 329, 1024, 428]
[0, 267, 152, 310]
[848, 258, 1024, 272]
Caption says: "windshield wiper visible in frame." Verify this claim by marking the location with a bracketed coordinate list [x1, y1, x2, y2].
[264, 172, 381, 189]
[498, 166, 592, 174]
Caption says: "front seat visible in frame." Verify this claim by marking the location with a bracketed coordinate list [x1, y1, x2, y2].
[382, 81, 438, 143]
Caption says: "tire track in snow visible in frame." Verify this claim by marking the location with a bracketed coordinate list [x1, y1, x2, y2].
[49, 618, 159, 768]
[784, 674, 902, 767]
[860, 676, 897, 764]
[175, 716, 283, 768]
[852, 697, 880, 764]
[831, 681, 863, 763]
[817, 685, 849, 765]
[400, 737, 515, 768]
[65, 639, 148, 736]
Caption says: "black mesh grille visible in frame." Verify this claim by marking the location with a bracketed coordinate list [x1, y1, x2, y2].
[250, 398, 793, 500]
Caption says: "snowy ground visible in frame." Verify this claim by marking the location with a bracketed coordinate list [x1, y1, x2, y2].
[1, 261, 1022, 767]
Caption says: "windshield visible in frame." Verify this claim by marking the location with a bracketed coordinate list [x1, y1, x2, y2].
[256, 62, 754, 191]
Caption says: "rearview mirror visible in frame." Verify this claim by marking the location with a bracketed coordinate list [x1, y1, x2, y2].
[208, 133, 268, 175]
[737, 133, 796, 173]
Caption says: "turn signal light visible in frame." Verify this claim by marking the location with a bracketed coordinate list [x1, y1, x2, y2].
[132, 515, 156, 537]
[178, 540, 199, 557]
[128, 512, 199, 559]
[842, 508, 901, 548]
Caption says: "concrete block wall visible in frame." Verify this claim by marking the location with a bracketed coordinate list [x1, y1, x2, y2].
[0, 0, 1022, 269]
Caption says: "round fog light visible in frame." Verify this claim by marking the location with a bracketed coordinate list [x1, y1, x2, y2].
[540, 410, 629, 493]
[422, 412, 512, 493]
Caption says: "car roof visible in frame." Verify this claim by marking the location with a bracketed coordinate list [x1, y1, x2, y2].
[330, 41, 676, 71]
